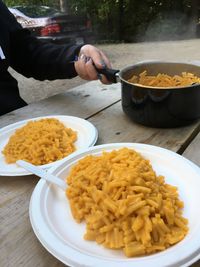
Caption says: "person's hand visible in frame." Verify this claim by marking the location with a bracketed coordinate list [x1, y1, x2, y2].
[74, 44, 112, 84]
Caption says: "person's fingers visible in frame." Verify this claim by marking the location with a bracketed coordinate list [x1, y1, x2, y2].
[83, 56, 111, 84]
[75, 45, 112, 83]
[85, 58, 98, 80]
[85, 56, 111, 84]
[99, 74, 111, 84]
[96, 51, 112, 84]
[79, 45, 109, 69]
[99, 51, 112, 69]
[74, 55, 90, 80]
[88, 50, 105, 70]
[84, 57, 109, 83]
[85, 47, 112, 83]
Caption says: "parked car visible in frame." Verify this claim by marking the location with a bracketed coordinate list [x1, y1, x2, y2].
[9, 5, 94, 45]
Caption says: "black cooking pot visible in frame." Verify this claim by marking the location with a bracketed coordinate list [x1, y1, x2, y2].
[97, 61, 200, 128]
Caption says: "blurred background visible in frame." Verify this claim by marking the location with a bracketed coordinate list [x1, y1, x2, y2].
[4, 0, 200, 44]
[3, 0, 200, 103]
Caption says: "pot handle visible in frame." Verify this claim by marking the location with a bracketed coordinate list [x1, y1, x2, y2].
[95, 67, 120, 83]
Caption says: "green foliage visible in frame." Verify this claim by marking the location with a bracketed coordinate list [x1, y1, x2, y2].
[4, 0, 59, 8]
[3, 0, 200, 42]
[68, 0, 200, 42]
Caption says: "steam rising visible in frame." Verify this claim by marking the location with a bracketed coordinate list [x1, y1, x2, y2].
[137, 12, 197, 42]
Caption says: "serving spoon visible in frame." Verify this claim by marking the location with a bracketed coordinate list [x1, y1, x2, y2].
[17, 160, 67, 191]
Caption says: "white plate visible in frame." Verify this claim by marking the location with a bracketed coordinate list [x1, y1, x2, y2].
[0, 115, 98, 176]
[29, 143, 200, 267]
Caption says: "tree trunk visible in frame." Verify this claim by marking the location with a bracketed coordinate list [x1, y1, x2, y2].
[60, 0, 69, 13]
[190, 0, 198, 20]
[118, 0, 124, 41]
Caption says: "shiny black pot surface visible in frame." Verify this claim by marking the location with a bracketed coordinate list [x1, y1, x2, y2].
[120, 61, 200, 127]
[98, 61, 200, 128]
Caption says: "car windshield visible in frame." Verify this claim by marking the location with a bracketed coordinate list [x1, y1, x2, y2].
[14, 6, 58, 18]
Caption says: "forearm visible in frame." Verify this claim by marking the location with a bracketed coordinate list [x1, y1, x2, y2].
[10, 28, 82, 80]
[0, 0, 82, 81]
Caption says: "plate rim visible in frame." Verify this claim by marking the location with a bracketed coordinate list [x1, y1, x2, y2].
[29, 142, 200, 267]
[0, 115, 98, 176]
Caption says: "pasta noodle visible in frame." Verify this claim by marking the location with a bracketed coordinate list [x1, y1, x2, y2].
[3, 118, 77, 165]
[128, 70, 200, 88]
[66, 148, 188, 257]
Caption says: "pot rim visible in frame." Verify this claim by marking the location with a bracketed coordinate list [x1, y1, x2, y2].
[118, 60, 200, 90]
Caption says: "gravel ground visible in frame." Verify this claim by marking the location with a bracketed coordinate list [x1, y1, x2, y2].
[10, 38, 200, 103]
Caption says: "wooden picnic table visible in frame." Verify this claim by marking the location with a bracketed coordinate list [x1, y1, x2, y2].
[0, 81, 200, 267]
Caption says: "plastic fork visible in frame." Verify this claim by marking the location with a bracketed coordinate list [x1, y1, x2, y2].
[17, 160, 66, 191]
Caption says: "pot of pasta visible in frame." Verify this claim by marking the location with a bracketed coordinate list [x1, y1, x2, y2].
[97, 61, 200, 127]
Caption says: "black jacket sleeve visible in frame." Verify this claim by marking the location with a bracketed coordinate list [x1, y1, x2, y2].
[1, 1, 82, 80]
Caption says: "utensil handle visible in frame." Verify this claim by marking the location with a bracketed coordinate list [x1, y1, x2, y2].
[95, 67, 120, 83]
[17, 160, 66, 191]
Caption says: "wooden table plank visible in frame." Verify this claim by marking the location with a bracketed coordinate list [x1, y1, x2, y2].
[0, 174, 66, 267]
[0, 81, 121, 128]
[1, 83, 200, 267]
[0, 81, 121, 267]
[89, 101, 200, 153]
[182, 132, 200, 166]
[88, 101, 200, 267]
